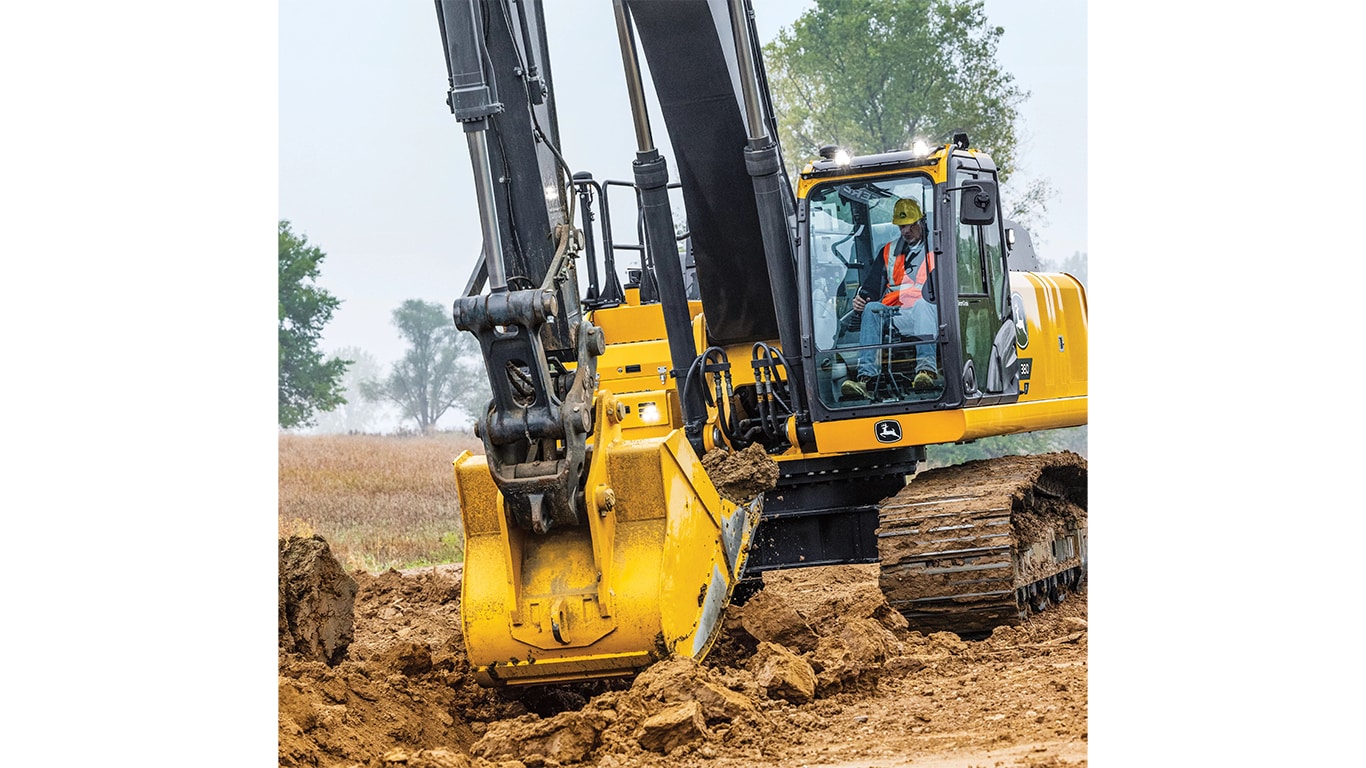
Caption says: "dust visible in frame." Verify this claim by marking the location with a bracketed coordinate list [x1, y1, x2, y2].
[280, 540, 1086, 767]
[701, 442, 780, 504]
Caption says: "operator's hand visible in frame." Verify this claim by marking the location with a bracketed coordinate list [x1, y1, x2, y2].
[853, 295, 867, 312]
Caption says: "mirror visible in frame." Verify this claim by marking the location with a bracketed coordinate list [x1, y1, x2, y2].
[959, 179, 997, 225]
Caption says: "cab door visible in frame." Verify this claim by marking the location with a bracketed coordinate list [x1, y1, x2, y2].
[954, 169, 1019, 405]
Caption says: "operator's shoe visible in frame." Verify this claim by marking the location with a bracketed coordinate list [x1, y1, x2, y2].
[912, 370, 936, 391]
[841, 377, 872, 399]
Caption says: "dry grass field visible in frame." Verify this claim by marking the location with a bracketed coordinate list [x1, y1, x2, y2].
[277, 432, 482, 573]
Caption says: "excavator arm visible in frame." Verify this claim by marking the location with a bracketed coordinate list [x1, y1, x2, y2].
[435, 0, 769, 685]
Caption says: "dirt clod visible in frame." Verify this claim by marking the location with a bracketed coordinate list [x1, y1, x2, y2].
[472, 709, 604, 765]
[752, 641, 817, 704]
[701, 443, 780, 503]
[637, 700, 709, 754]
[279, 535, 359, 665]
[735, 588, 820, 653]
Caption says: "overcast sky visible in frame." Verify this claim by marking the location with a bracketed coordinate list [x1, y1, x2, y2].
[279, 0, 1086, 376]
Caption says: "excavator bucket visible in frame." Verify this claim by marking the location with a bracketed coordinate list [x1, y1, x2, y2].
[453, 392, 762, 686]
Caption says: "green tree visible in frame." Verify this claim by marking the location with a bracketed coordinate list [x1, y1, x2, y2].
[279, 220, 350, 429]
[362, 300, 489, 433]
[765, 0, 1043, 201]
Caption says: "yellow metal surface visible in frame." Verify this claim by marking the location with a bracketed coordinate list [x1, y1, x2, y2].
[453, 393, 761, 686]
[795, 145, 961, 199]
[1011, 271, 1088, 403]
[590, 298, 702, 345]
[808, 395, 1087, 456]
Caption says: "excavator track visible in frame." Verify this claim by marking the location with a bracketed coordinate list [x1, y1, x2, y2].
[876, 452, 1087, 637]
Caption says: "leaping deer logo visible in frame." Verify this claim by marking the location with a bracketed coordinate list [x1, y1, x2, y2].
[875, 420, 902, 443]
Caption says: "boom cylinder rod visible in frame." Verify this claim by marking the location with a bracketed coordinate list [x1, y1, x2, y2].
[727, 0, 767, 143]
[612, 0, 654, 153]
[612, 1, 706, 447]
[729, 0, 808, 417]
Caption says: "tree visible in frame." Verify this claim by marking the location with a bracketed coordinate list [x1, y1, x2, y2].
[279, 220, 350, 429]
[362, 300, 489, 433]
[765, 0, 1045, 210]
[311, 346, 387, 434]
[1050, 250, 1088, 289]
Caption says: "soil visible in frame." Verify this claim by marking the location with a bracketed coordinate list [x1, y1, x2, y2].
[279, 535, 1087, 767]
[701, 443, 781, 504]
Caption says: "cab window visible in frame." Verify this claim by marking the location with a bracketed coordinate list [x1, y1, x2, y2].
[804, 174, 946, 410]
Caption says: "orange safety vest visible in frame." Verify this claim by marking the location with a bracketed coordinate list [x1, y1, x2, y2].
[879, 241, 935, 307]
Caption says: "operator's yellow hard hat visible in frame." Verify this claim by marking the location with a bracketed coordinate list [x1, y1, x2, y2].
[892, 198, 924, 226]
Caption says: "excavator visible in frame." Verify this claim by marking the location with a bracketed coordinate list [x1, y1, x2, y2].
[435, 0, 1087, 686]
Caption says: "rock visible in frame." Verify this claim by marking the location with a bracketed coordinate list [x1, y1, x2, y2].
[691, 680, 759, 723]
[752, 642, 816, 704]
[629, 657, 759, 723]
[811, 617, 899, 694]
[471, 710, 601, 765]
[735, 590, 820, 653]
[407, 750, 471, 768]
[637, 701, 709, 754]
[379, 641, 433, 677]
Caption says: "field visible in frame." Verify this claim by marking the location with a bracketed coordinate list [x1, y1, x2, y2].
[279, 434, 1088, 767]
[278, 433, 481, 573]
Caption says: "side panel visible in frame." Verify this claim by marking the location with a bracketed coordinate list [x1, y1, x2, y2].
[1011, 271, 1088, 403]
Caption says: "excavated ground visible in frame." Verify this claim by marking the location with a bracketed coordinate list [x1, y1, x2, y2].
[279, 532, 1087, 767]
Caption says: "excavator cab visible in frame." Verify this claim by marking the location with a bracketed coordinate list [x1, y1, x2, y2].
[798, 146, 1024, 421]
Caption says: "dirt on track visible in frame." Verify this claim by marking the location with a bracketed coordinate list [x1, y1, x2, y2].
[279, 533, 1087, 767]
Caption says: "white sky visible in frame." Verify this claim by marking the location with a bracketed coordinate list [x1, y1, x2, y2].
[6, 1, 1366, 764]
[279, 0, 1086, 372]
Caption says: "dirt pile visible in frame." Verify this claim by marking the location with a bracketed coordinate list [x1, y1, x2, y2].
[279, 548, 1087, 767]
[280, 565, 513, 767]
[280, 535, 359, 664]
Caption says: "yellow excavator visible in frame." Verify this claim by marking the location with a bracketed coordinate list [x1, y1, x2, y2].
[435, 0, 1087, 686]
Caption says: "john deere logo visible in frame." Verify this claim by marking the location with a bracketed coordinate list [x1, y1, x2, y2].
[1011, 292, 1030, 349]
[875, 420, 902, 443]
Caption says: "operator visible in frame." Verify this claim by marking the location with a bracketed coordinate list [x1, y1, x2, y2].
[841, 197, 939, 399]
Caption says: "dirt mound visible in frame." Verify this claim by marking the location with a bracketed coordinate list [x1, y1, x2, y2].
[280, 543, 1086, 766]
[280, 535, 359, 665]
